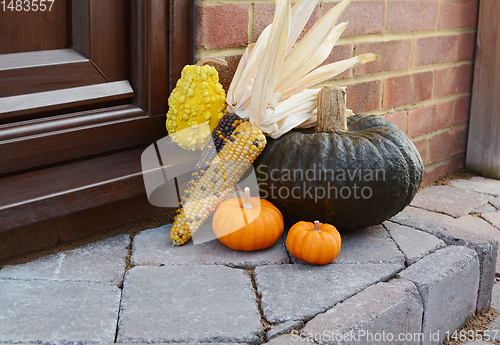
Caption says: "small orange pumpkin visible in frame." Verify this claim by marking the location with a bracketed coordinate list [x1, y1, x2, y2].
[286, 220, 341, 265]
[213, 187, 284, 251]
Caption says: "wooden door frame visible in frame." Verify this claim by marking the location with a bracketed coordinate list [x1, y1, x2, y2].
[0, 0, 195, 233]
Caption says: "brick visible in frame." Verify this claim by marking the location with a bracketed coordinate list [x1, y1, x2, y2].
[422, 164, 448, 187]
[413, 139, 429, 166]
[382, 110, 408, 133]
[397, 246, 479, 345]
[253, 3, 274, 43]
[439, 0, 479, 29]
[346, 80, 381, 114]
[212, 54, 241, 95]
[430, 126, 468, 164]
[458, 32, 477, 61]
[321, 44, 352, 80]
[412, 35, 459, 67]
[301, 279, 423, 345]
[449, 156, 466, 175]
[355, 39, 411, 75]
[59, 194, 166, 242]
[196, 4, 249, 49]
[383, 72, 433, 109]
[387, 1, 438, 33]
[336, 1, 386, 37]
[0, 218, 58, 262]
[434, 64, 474, 98]
[253, 3, 319, 43]
[454, 95, 471, 125]
[407, 101, 453, 138]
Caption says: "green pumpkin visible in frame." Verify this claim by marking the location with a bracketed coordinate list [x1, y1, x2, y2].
[253, 112, 423, 232]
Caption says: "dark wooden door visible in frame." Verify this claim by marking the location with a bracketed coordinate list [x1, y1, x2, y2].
[0, 0, 194, 232]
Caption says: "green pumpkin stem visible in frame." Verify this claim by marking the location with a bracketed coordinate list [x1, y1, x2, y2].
[314, 220, 321, 232]
[243, 187, 253, 209]
[316, 86, 348, 133]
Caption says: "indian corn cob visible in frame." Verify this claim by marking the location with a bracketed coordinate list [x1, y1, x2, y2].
[169, 0, 377, 245]
[166, 58, 228, 151]
[170, 120, 266, 245]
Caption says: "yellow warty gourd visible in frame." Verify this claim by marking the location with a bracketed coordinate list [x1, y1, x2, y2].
[166, 58, 228, 150]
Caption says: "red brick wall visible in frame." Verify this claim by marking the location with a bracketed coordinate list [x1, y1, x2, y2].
[196, 0, 478, 186]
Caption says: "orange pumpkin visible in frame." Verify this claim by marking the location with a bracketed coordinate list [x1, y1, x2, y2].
[286, 220, 341, 265]
[213, 187, 284, 251]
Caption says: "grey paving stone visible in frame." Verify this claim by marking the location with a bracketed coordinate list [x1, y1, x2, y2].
[389, 214, 497, 312]
[0, 234, 129, 286]
[288, 225, 404, 265]
[0, 279, 121, 344]
[301, 279, 423, 345]
[384, 221, 446, 265]
[397, 246, 480, 345]
[266, 333, 314, 344]
[485, 316, 500, 341]
[266, 320, 303, 342]
[491, 196, 500, 210]
[397, 205, 455, 223]
[492, 281, 500, 311]
[254, 263, 404, 324]
[117, 265, 263, 344]
[410, 185, 493, 217]
[482, 212, 500, 229]
[463, 341, 494, 345]
[131, 225, 289, 268]
[470, 203, 498, 214]
[450, 176, 500, 197]
[451, 215, 500, 274]
[331, 225, 405, 265]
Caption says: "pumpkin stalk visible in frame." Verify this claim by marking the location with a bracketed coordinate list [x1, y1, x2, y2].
[314, 220, 321, 232]
[243, 187, 253, 209]
[316, 86, 348, 133]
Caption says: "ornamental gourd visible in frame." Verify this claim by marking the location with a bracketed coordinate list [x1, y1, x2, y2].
[213, 187, 284, 251]
[286, 220, 341, 265]
[169, 0, 379, 245]
[166, 58, 228, 151]
[254, 86, 424, 231]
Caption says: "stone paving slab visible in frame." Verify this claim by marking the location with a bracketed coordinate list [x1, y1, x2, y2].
[491, 196, 500, 210]
[398, 246, 480, 345]
[451, 215, 500, 273]
[0, 279, 121, 344]
[288, 225, 405, 265]
[389, 214, 497, 312]
[398, 205, 455, 223]
[266, 333, 315, 344]
[117, 265, 263, 344]
[482, 212, 500, 229]
[266, 320, 303, 342]
[301, 279, 423, 345]
[450, 176, 500, 196]
[131, 225, 289, 268]
[471, 203, 498, 214]
[410, 186, 493, 217]
[0, 234, 129, 286]
[384, 221, 446, 265]
[253, 263, 404, 324]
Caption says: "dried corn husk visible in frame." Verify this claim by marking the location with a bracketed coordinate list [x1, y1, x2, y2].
[226, 0, 377, 139]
